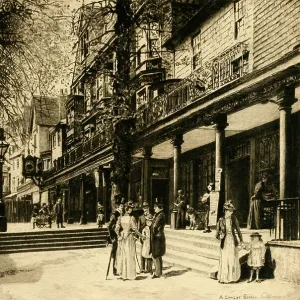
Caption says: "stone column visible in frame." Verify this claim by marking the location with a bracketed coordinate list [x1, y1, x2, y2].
[171, 134, 184, 199]
[67, 179, 74, 224]
[214, 114, 228, 218]
[142, 146, 153, 206]
[277, 88, 297, 199]
[276, 88, 297, 240]
[80, 174, 87, 225]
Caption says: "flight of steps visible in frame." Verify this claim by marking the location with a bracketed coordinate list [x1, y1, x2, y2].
[163, 228, 219, 275]
[136, 228, 220, 276]
[0, 228, 108, 254]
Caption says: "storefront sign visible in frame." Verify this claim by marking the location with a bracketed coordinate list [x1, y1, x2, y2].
[209, 191, 219, 226]
[215, 168, 222, 191]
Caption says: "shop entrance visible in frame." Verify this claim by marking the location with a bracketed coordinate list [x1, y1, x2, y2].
[226, 157, 250, 226]
[152, 179, 169, 224]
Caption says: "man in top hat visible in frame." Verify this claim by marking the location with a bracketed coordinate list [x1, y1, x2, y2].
[138, 201, 150, 272]
[151, 199, 166, 279]
[107, 211, 118, 275]
[175, 190, 187, 229]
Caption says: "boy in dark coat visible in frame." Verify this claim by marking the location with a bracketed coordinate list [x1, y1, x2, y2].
[151, 199, 166, 279]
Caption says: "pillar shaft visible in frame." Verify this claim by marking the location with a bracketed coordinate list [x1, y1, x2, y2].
[142, 146, 152, 206]
[67, 179, 73, 224]
[171, 134, 184, 198]
[80, 174, 87, 224]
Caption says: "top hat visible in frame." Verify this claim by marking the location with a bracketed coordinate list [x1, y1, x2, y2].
[154, 198, 163, 209]
[250, 232, 262, 238]
[223, 200, 235, 211]
[142, 202, 149, 208]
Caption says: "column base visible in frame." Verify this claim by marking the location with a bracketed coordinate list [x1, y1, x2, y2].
[80, 217, 87, 225]
[67, 218, 74, 224]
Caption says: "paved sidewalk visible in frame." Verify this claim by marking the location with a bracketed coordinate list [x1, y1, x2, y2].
[0, 247, 299, 300]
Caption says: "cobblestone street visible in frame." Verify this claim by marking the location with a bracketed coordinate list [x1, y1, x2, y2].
[0, 247, 299, 300]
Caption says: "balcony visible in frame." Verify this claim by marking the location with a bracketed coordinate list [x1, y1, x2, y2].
[136, 41, 249, 131]
[54, 125, 113, 173]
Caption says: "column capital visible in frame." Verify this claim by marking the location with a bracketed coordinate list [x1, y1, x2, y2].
[171, 134, 184, 148]
[142, 146, 153, 159]
[213, 114, 228, 131]
[276, 86, 297, 110]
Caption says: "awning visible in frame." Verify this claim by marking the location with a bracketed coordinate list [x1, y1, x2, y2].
[17, 183, 39, 198]
[4, 192, 17, 199]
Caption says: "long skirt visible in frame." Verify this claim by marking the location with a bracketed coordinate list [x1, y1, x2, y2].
[247, 199, 262, 229]
[115, 239, 123, 275]
[217, 233, 241, 283]
[119, 234, 136, 280]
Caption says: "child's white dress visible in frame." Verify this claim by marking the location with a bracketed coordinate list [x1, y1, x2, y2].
[141, 226, 151, 259]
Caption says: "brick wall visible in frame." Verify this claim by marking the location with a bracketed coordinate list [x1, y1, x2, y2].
[253, 0, 300, 70]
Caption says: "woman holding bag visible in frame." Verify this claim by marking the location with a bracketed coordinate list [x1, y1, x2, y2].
[216, 200, 244, 283]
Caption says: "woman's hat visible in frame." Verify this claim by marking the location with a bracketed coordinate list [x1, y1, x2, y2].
[98, 203, 103, 208]
[223, 200, 235, 211]
[127, 201, 135, 208]
[250, 232, 262, 238]
[145, 214, 154, 221]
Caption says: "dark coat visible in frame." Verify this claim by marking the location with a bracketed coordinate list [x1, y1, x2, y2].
[55, 203, 63, 216]
[151, 210, 166, 258]
[216, 214, 243, 249]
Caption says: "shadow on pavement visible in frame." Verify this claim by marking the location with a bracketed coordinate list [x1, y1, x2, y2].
[162, 266, 172, 271]
[135, 275, 148, 280]
[0, 254, 43, 284]
[163, 269, 188, 278]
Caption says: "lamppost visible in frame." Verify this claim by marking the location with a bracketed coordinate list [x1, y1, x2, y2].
[0, 128, 10, 232]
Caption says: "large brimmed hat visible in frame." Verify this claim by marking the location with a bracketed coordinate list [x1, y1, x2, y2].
[250, 232, 262, 238]
[223, 200, 235, 211]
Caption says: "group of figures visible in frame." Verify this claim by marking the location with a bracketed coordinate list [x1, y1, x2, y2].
[31, 198, 65, 229]
[107, 199, 166, 281]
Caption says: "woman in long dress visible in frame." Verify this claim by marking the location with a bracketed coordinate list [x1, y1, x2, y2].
[216, 200, 244, 283]
[115, 201, 137, 280]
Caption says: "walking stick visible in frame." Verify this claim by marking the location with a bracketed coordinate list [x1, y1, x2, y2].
[106, 246, 113, 280]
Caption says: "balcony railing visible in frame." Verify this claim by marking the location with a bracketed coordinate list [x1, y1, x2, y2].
[52, 125, 113, 174]
[265, 197, 300, 241]
[136, 41, 249, 131]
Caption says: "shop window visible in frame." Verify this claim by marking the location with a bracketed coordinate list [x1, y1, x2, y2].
[192, 31, 201, 70]
[234, 0, 245, 39]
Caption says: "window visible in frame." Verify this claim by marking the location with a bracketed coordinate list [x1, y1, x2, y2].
[16, 159, 19, 169]
[80, 30, 89, 61]
[149, 39, 158, 58]
[234, 0, 245, 39]
[192, 31, 201, 70]
[231, 52, 249, 78]
[13, 160, 15, 170]
[52, 134, 56, 148]
[12, 177, 15, 192]
[57, 131, 61, 146]
[136, 88, 147, 108]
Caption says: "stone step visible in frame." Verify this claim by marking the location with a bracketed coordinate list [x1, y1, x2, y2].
[0, 235, 107, 245]
[0, 228, 107, 237]
[0, 228, 109, 254]
[164, 228, 217, 242]
[166, 239, 220, 260]
[0, 232, 108, 242]
[0, 244, 106, 255]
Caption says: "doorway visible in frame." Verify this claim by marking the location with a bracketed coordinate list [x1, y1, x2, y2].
[152, 179, 169, 224]
[226, 157, 250, 226]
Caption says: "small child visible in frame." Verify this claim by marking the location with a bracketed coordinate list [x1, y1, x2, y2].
[31, 205, 39, 229]
[97, 203, 105, 228]
[141, 214, 153, 274]
[187, 207, 197, 230]
[246, 232, 266, 283]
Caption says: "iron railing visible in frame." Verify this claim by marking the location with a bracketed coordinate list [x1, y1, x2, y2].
[265, 197, 300, 241]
